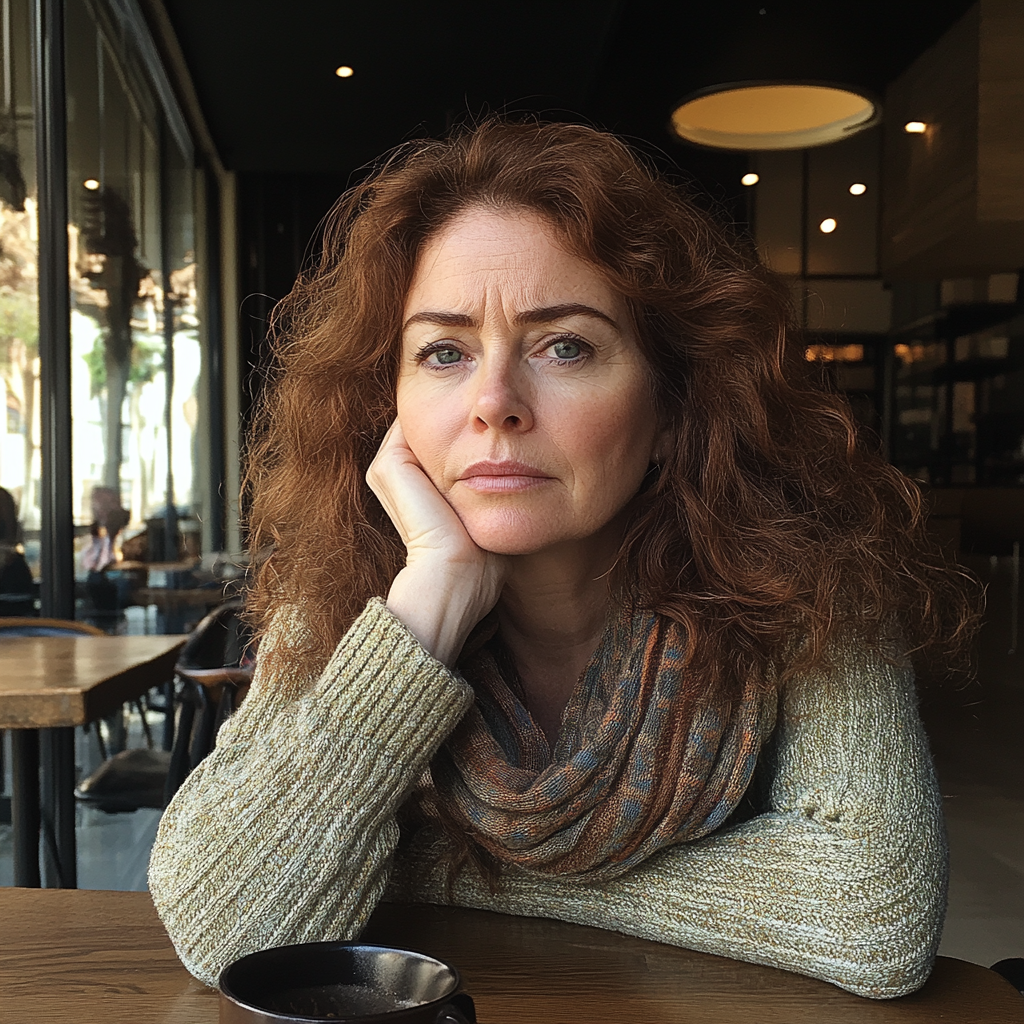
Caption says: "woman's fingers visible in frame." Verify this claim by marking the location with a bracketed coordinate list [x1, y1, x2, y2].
[368, 419, 508, 664]
[366, 419, 472, 559]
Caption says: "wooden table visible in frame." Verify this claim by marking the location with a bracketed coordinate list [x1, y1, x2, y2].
[0, 634, 185, 888]
[1, 889, 1020, 1023]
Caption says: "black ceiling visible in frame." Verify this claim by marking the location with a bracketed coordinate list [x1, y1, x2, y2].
[163, 0, 976, 191]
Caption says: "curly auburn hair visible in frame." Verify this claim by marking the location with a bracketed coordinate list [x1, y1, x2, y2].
[244, 117, 978, 697]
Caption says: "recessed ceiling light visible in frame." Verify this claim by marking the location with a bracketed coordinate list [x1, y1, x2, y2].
[741, 172, 759, 186]
[848, 183, 867, 195]
[83, 179, 100, 190]
[670, 83, 878, 150]
[335, 66, 354, 78]
[904, 121, 926, 133]
[819, 218, 837, 233]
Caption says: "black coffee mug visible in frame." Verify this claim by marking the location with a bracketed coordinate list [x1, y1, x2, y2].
[218, 941, 477, 1024]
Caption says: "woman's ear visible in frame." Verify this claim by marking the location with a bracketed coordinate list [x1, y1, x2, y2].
[651, 423, 674, 466]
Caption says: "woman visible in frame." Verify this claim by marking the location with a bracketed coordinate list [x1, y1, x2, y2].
[149, 119, 976, 999]
[0, 486, 33, 616]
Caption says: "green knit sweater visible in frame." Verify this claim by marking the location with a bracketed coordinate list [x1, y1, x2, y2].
[148, 598, 948, 999]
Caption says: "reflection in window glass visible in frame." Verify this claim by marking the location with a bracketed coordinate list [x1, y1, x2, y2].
[68, 0, 165, 554]
[165, 139, 200, 554]
[66, 0, 203, 588]
[64, 0, 204, 631]
[0, 0, 39, 576]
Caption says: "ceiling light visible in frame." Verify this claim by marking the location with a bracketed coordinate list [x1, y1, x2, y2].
[670, 83, 878, 151]
[848, 183, 867, 195]
[741, 172, 759, 186]
[83, 179, 100, 190]
[335, 66, 354, 78]
[819, 218, 837, 233]
[904, 121, 927, 133]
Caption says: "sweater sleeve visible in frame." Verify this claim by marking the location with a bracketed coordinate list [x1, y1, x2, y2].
[389, 642, 948, 1000]
[147, 598, 473, 987]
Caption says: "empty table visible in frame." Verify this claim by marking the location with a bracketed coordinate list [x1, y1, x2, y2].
[0, 633, 185, 887]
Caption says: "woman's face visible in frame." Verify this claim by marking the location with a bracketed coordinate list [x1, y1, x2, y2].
[396, 206, 663, 556]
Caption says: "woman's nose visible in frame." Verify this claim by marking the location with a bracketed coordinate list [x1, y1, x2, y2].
[469, 359, 534, 432]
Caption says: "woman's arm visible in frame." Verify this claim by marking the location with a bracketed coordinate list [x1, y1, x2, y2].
[148, 599, 473, 987]
[150, 417, 501, 987]
[391, 643, 947, 999]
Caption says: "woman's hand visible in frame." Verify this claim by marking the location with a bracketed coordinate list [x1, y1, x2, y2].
[366, 420, 508, 665]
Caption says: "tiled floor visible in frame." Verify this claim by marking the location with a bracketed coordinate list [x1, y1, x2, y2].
[0, 709, 163, 891]
[1, 562, 1022, 969]
[941, 788, 1024, 966]
[921, 554, 1024, 967]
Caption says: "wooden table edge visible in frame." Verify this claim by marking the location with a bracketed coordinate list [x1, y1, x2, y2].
[2, 891, 1022, 1022]
[0, 635, 188, 728]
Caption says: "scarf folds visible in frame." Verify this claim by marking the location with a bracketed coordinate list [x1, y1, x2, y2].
[431, 610, 777, 882]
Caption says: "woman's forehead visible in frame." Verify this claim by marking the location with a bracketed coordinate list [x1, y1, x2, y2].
[405, 207, 625, 322]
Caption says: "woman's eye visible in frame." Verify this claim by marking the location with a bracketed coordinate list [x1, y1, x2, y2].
[426, 346, 462, 365]
[550, 338, 583, 360]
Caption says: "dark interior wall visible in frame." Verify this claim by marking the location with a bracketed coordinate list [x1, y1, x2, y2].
[166, 0, 982, 433]
[237, 172, 349, 424]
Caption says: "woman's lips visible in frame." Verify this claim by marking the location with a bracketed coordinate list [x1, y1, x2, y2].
[457, 460, 553, 493]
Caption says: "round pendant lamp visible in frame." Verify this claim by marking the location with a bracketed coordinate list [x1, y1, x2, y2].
[670, 81, 879, 151]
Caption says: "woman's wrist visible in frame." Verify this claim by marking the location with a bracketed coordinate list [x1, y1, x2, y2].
[385, 564, 487, 666]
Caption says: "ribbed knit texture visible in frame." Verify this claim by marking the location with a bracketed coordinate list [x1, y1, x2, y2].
[149, 599, 948, 999]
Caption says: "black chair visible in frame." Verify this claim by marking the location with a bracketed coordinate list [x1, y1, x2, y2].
[0, 591, 35, 617]
[74, 599, 253, 812]
[162, 598, 253, 805]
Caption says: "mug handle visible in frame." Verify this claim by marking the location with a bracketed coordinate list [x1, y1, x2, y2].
[436, 992, 476, 1023]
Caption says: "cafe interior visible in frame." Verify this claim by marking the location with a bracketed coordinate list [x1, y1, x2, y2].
[0, 0, 1022, 1019]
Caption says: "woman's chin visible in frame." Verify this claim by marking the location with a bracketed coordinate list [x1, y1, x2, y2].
[460, 512, 565, 557]
[466, 530, 553, 557]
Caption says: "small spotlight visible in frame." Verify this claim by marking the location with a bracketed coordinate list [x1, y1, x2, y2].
[819, 218, 837, 234]
[335, 66, 354, 78]
[83, 179, 100, 190]
[904, 121, 927, 133]
[848, 183, 867, 196]
[741, 172, 759, 186]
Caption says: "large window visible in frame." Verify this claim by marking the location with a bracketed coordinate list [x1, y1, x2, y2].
[1, 0, 213, 626]
[64, 0, 205, 623]
[0, 0, 39, 573]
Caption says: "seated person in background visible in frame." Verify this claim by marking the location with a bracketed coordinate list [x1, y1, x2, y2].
[82, 487, 131, 616]
[81, 486, 130, 573]
[149, 119, 979, 999]
[0, 485, 33, 616]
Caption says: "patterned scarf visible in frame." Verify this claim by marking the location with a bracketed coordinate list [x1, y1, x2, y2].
[430, 608, 777, 882]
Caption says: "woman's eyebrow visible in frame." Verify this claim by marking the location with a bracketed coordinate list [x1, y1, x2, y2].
[513, 304, 619, 330]
[403, 303, 619, 332]
[403, 310, 477, 331]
